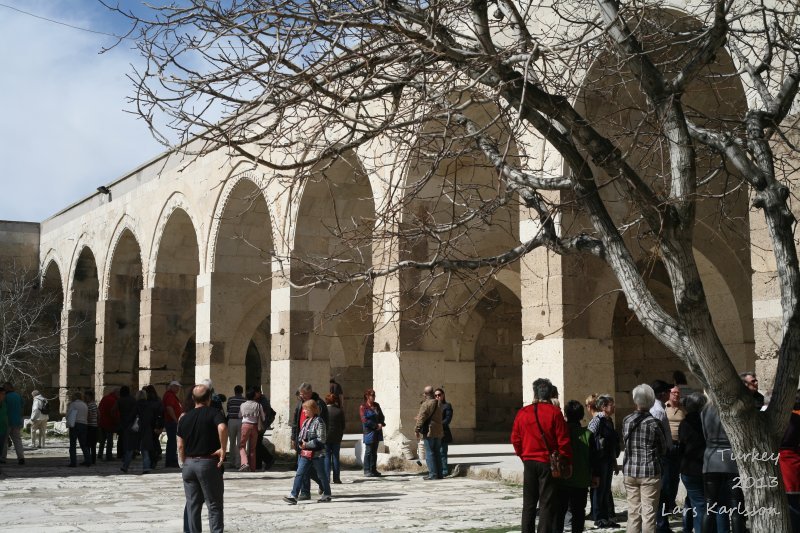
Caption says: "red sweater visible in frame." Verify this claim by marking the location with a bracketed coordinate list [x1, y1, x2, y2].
[511, 402, 572, 464]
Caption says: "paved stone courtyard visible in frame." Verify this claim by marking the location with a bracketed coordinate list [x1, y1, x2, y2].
[1, 438, 527, 533]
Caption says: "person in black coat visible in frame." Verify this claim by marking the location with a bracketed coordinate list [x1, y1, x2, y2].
[435, 388, 454, 476]
[678, 392, 706, 533]
[325, 393, 345, 483]
[121, 389, 158, 473]
[116, 385, 136, 463]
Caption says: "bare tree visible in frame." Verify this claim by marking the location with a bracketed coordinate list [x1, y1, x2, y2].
[111, 0, 800, 527]
[0, 263, 63, 390]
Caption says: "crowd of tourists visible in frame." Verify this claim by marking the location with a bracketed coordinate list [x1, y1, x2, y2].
[4, 372, 799, 533]
[513, 373, 800, 533]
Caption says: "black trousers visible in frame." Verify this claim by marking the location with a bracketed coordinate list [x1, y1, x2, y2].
[256, 430, 274, 469]
[522, 460, 556, 533]
[86, 426, 98, 464]
[556, 485, 588, 533]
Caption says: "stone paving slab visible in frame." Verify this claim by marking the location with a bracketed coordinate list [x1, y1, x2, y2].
[0, 438, 663, 532]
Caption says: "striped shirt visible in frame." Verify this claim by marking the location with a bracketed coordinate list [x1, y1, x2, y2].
[226, 395, 246, 420]
[622, 411, 666, 478]
[86, 401, 98, 427]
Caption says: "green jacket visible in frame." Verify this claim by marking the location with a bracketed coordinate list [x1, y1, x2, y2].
[558, 422, 599, 488]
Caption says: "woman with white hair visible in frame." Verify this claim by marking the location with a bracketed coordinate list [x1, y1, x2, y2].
[622, 384, 667, 533]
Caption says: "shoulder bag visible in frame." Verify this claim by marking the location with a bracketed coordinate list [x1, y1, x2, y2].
[534, 403, 572, 479]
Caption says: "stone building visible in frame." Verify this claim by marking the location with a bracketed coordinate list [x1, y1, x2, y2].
[0, 11, 792, 455]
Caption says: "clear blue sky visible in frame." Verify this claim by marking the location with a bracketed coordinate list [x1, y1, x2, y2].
[0, 1, 165, 221]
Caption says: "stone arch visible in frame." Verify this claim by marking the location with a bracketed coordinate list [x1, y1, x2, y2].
[145, 205, 201, 387]
[289, 150, 377, 430]
[102, 228, 144, 391]
[65, 244, 100, 393]
[39, 257, 64, 395]
[205, 166, 277, 275]
[290, 151, 376, 281]
[102, 215, 145, 300]
[205, 173, 274, 395]
[455, 277, 523, 438]
[396, 101, 522, 352]
[41, 250, 66, 291]
[553, 6, 751, 414]
[147, 192, 203, 289]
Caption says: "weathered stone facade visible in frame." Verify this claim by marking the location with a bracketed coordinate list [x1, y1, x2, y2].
[3, 24, 795, 454]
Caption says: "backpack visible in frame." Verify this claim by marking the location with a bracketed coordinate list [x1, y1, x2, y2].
[39, 398, 50, 416]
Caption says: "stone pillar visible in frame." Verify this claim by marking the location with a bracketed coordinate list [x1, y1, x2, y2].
[269, 270, 330, 451]
[58, 308, 70, 413]
[750, 201, 783, 388]
[95, 299, 116, 397]
[59, 308, 95, 410]
[519, 220, 615, 408]
[373, 349, 447, 453]
[196, 273, 235, 392]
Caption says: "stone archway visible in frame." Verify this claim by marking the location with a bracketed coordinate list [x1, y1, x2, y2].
[40, 259, 63, 397]
[291, 152, 377, 427]
[147, 208, 200, 387]
[458, 281, 523, 440]
[65, 246, 99, 394]
[101, 229, 143, 392]
[545, 6, 752, 409]
[208, 177, 273, 395]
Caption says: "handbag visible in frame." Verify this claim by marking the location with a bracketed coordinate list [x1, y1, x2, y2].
[131, 416, 140, 432]
[299, 448, 315, 459]
[534, 403, 572, 479]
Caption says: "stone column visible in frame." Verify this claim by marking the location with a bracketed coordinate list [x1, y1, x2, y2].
[59, 308, 95, 410]
[749, 193, 784, 388]
[95, 298, 143, 394]
[270, 269, 330, 451]
[369, 228, 448, 456]
[519, 220, 616, 408]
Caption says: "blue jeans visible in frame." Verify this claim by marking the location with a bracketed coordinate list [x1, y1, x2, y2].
[424, 437, 442, 479]
[325, 443, 341, 481]
[295, 445, 322, 495]
[165, 421, 179, 467]
[123, 448, 151, 471]
[702, 472, 745, 533]
[363, 439, 379, 474]
[439, 441, 449, 476]
[69, 423, 90, 466]
[681, 473, 704, 533]
[292, 455, 331, 497]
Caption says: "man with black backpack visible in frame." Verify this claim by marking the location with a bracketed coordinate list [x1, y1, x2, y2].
[30, 390, 49, 448]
